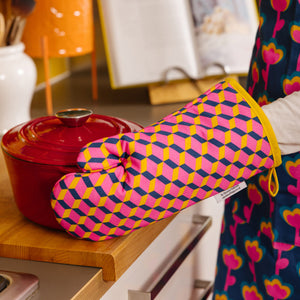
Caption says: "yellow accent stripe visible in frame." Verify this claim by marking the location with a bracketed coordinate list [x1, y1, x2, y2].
[226, 78, 282, 168]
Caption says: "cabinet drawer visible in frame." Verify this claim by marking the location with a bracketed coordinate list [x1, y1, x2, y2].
[128, 216, 212, 300]
[102, 204, 212, 300]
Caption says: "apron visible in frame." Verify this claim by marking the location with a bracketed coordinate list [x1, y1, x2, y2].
[213, 1, 300, 299]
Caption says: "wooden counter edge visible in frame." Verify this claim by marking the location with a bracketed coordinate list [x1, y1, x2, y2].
[72, 269, 114, 300]
[109, 216, 175, 281]
[0, 215, 175, 282]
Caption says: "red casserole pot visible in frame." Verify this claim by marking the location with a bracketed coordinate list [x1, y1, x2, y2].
[1, 108, 143, 230]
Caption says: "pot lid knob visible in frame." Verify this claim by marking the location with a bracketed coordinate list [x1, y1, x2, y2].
[55, 108, 93, 127]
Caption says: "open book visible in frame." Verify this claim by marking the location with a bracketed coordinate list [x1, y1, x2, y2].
[98, 0, 258, 88]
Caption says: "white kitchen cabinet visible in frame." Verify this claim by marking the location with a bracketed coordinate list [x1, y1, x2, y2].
[101, 198, 224, 300]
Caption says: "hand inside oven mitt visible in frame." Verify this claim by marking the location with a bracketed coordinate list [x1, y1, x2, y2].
[51, 79, 282, 241]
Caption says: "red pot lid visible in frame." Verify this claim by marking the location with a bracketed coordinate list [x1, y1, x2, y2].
[1, 108, 143, 166]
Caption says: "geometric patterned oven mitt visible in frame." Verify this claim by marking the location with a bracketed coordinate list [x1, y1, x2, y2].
[51, 79, 282, 241]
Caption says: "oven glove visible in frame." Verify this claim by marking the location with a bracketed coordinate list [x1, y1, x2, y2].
[51, 79, 282, 241]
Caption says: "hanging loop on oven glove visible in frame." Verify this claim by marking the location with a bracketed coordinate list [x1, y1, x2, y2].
[51, 79, 282, 241]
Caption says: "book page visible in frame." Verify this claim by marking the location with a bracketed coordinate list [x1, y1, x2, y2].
[189, 0, 258, 76]
[99, 0, 201, 88]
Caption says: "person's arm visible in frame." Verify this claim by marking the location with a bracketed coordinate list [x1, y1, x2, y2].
[262, 91, 300, 155]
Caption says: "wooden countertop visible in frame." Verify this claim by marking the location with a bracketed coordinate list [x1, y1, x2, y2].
[0, 150, 173, 281]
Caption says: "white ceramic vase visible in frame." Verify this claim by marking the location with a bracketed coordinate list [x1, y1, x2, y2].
[0, 43, 37, 136]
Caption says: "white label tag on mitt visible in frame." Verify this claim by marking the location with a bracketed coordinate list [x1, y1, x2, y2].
[210, 181, 247, 203]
